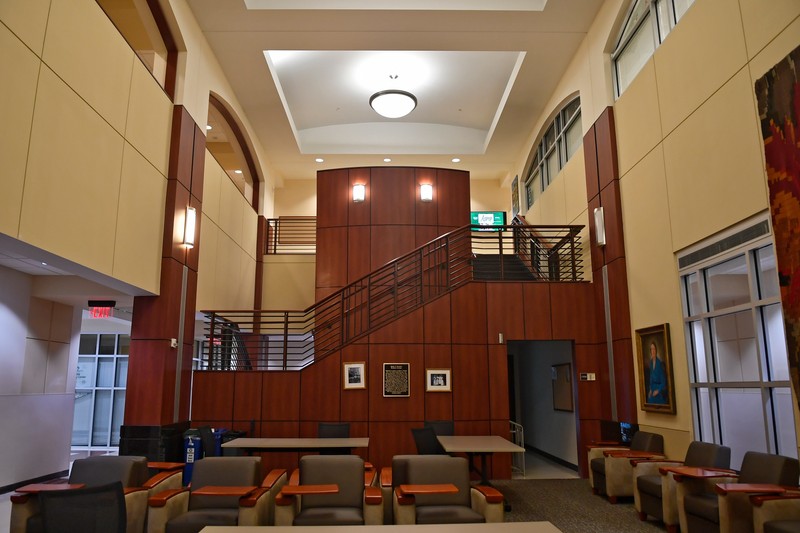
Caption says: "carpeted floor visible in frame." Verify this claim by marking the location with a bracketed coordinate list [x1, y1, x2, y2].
[494, 478, 667, 533]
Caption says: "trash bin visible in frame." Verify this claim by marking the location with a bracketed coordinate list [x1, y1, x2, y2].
[183, 429, 203, 485]
[212, 428, 228, 457]
[221, 430, 247, 456]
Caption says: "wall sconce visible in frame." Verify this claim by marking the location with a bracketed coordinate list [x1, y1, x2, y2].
[420, 183, 433, 202]
[593, 206, 606, 246]
[352, 184, 366, 203]
[184, 206, 197, 248]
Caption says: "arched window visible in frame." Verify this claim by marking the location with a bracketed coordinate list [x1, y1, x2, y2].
[523, 97, 582, 210]
[612, 0, 695, 97]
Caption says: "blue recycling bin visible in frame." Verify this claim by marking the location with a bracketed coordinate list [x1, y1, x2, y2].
[212, 428, 228, 457]
[183, 430, 203, 485]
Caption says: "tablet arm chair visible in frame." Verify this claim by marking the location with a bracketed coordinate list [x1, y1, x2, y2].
[393, 455, 503, 525]
[146, 456, 287, 533]
[751, 490, 800, 533]
[274, 455, 382, 526]
[589, 431, 664, 503]
[676, 451, 800, 533]
[633, 441, 731, 533]
[39, 481, 126, 533]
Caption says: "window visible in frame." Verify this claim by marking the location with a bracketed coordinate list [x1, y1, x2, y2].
[72, 334, 129, 451]
[523, 97, 582, 210]
[613, 0, 695, 97]
[680, 233, 797, 469]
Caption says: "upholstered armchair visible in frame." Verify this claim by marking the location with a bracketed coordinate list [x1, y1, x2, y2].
[633, 441, 731, 532]
[751, 490, 800, 533]
[274, 454, 382, 526]
[10, 455, 182, 533]
[392, 455, 504, 524]
[675, 451, 799, 533]
[588, 430, 664, 503]
[146, 456, 287, 533]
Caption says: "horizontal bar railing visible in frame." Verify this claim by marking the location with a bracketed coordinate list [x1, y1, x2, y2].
[201, 224, 584, 371]
[265, 216, 316, 254]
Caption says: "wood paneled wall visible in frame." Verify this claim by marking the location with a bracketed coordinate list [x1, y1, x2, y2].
[315, 167, 470, 301]
[191, 279, 596, 478]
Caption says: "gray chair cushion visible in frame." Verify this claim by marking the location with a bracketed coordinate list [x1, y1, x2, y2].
[416, 505, 485, 524]
[765, 521, 800, 533]
[684, 492, 720, 524]
[738, 452, 800, 485]
[69, 455, 149, 487]
[299, 455, 365, 510]
[166, 509, 239, 533]
[630, 431, 664, 453]
[406, 456, 471, 508]
[637, 474, 662, 497]
[293, 507, 364, 526]
[683, 442, 731, 469]
[188, 457, 261, 511]
[590, 457, 605, 475]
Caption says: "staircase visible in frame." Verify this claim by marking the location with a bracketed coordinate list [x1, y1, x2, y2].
[472, 254, 536, 281]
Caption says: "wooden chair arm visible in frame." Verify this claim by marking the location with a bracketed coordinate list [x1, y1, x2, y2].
[661, 466, 737, 480]
[288, 469, 299, 486]
[365, 469, 377, 487]
[147, 462, 184, 471]
[394, 486, 415, 506]
[365, 461, 375, 471]
[715, 483, 786, 496]
[751, 492, 800, 506]
[262, 469, 287, 489]
[143, 470, 180, 489]
[380, 467, 392, 488]
[398, 484, 458, 496]
[10, 493, 31, 504]
[148, 488, 188, 507]
[279, 484, 339, 496]
[631, 459, 683, 467]
[241, 486, 269, 507]
[191, 485, 257, 497]
[364, 485, 382, 505]
[473, 485, 503, 504]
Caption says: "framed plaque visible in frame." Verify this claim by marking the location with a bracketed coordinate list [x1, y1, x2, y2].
[383, 363, 410, 397]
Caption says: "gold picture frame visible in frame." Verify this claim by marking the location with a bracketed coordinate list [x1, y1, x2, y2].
[636, 324, 676, 414]
[426, 368, 451, 392]
[343, 362, 366, 390]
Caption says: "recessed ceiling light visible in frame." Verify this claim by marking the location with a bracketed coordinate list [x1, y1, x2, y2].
[315, 158, 324, 163]
[206, 125, 212, 130]
[234, 169, 243, 174]
[383, 158, 392, 163]
[451, 158, 461, 163]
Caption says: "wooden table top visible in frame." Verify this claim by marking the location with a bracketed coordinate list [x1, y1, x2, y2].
[436, 435, 525, 454]
[280, 484, 339, 496]
[192, 485, 257, 496]
[221, 437, 369, 450]
[398, 483, 459, 495]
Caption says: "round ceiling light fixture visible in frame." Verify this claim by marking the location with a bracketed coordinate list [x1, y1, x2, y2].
[369, 90, 417, 119]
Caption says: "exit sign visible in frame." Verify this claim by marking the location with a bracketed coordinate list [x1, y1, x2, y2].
[89, 307, 114, 319]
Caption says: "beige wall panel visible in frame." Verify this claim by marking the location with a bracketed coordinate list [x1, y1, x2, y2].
[523, 198, 543, 225]
[237, 256, 256, 309]
[125, 60, 172, 175]
[748, 16, 800, 83]
[113, 144, 167, 293]
[274, 180, 317, 217]
[196, 220, 220, 311]
[214, 233, 241, 310]
[469, 180, 507, 213]
[45, 341, 70, 393]
[538, 174, 567, 225]
[0, 24, 40, 237]
[0, 0, 50, 55]
[583, 0, 622, 122]
[739, 0, 800, 61]
[42, 0, 134, 133]
[202, 151, 223, 224]
[638, 424, 693, 465]
[50, 302, 73, 343]
[21, 67, 124, 275]
[615, 60, 662, 176]
[218, 176, 244, 245]
[563, 149, 587, 223]
[663, 69, 767, 251]
[262, 257, 317, 311]
[654, 0, 748, 135]
[242, 203, 258, 260]
[21, 338, 48, 394]
[27, 298, 53, 341]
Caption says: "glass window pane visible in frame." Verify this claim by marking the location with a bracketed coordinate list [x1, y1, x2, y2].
[772, 388, 799, 458]
[673, 0, 694, 21]
[718, 388, 767, 469]
[564, 116, 582, 161]
[615, 0, 651, 51]
[689, 320, 708, 382]
[75, 357, 96, 389]
[694, 388, 714, 443]
[655, 0, 672, 42]
[543, 124, 555, 151]
[762, 304, 789, 381]
[711, 311, 759, 382]
[755, 245, 779, 299]
[97, 357, 115, 387]
[79, 334, 98, 355]
[706, 255, 750, 311]
[615, 15, 656, 95]
[91, 390, 112, 446]
[118, 335, 130, 355]
[684, 272, 703, 316]
[545, 151, 559, 184]
[111, 391, 126, 446]
[115, 358, 128, 388]
[71, 391, 92, 446]
[98, 334, 116, 355]
[563, 99, 580, 123]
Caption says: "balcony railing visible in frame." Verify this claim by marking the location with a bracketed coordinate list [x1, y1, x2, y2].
[202, 223, 584, 371]
[265, 217, 316, 254]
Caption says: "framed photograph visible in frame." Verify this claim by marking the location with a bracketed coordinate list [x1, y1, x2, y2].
[426, 368, 451, 392]
[343, 362, 366, 390]
[551, 363, 573, 411]
[383, 363, 410, 397]
[636, 324, 676, 414]
[511, 175, 520, 217]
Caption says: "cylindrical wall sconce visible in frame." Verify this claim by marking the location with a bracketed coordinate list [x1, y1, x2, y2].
[353, 183, 366, 202]
[593, 206, 606, 246]
[420, 183, 433, 202]
[184, 206, 197, 248]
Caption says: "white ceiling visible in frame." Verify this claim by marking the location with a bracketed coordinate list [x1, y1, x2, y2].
[186, 0, 605, 183]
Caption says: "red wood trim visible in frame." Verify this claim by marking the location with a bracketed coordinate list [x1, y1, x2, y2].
[631, 459, 683, 467]
[262, 469, 287, 489]
[662, 466, 737, 481]
[10, 493, 31, 504]
[16, 483, 84, 493]
[394, 487, 414, 506]
[365, 461, 375, 471]
[364, 486, 382, 505]
[241, 487, 268, 507]
[751, 492, 800, 506]
[474, 485, 503, 504]
[289, 469, 300, 486]
[364, 470, 376, 487]
[275, 493, 295, 506]
[398, 484, 458, 496]
[380, 467, 392, 488]
[143, 470, 179, 489]
[279, 484, 338, 496]
[604, 450, 664, 458]
[715, 483, 786, 496]
[148, 462, 184, 471]
[192, 485, 257, 497]
[148, 488, 188, 507]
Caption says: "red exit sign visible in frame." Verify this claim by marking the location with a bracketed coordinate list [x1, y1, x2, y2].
[90, 307, 113, 319]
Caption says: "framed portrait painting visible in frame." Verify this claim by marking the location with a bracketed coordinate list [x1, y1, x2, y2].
[425, 368, 451, 392]
[636, 324, 676, 414]
[343, 362, 366, 389]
